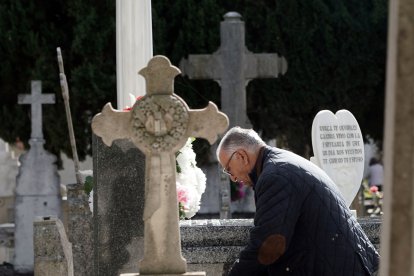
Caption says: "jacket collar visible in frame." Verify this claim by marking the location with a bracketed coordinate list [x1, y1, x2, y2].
[248, 146, 267, 187]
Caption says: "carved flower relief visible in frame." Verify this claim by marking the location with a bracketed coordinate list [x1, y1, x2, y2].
[131, 95, 189, 152]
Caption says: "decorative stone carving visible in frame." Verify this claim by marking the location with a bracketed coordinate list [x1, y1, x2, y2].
[92, 55, 228, 275]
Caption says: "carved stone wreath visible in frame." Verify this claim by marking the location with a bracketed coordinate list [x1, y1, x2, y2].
[131, 95, 189, 152]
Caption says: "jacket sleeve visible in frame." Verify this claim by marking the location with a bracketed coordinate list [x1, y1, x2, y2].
[229, 171, 303, 275]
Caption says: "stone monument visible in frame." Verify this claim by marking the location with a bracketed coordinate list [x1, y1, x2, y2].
[180, 11, 287, 216]
[311, 109, 364, 208]
[92, 55, 228, 275]
[15, 80, 61, 273]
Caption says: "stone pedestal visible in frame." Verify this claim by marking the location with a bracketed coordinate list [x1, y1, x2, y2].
[14, 140, 61, 273]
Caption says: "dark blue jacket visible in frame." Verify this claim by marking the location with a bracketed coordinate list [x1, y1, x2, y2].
[229, 146, 379, 276]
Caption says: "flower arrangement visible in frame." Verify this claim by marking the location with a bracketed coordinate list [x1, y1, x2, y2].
[175, 138, 207, 219]
[361, 181, 383, 217]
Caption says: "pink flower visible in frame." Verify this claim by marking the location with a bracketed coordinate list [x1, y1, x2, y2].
[123, 96, 144, 111]
[177, 185, 189, 204]
[370, 186, 379, 193]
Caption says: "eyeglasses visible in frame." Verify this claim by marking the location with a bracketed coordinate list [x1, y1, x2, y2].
[222, 151, 237, 176]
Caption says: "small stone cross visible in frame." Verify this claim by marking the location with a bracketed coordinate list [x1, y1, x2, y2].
[18, 81, 55, 140]
[180, 11, 287, 128]
[92, 55, 228, 275]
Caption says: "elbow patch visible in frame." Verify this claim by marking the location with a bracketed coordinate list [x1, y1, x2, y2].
[258, 234, 286, 265]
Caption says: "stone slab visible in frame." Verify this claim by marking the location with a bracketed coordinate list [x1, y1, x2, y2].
[93, 136, 145, 276]
[179, 218, 381, 276]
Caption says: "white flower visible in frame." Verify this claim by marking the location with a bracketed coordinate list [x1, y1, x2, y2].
[176, 138, 206, 219]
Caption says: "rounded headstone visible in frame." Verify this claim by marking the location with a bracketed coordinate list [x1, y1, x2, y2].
[311, 110, 364, 207]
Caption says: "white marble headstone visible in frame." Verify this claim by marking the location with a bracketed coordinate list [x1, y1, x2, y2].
[311, 110, 364, 207]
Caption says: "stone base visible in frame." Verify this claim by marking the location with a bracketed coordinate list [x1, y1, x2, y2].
[120, 272, 206, 276]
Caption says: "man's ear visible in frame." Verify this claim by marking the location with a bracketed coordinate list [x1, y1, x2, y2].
[239, 149, 250, 165]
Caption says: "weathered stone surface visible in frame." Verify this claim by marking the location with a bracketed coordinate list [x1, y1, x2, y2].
[93, 136, 145, 276]
[66, 184, 93, 276]
[92, 56, 228, 275]
[33, 216, 73, 276]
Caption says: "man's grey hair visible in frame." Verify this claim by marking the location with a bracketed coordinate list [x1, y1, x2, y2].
[216, 127, 266, 158]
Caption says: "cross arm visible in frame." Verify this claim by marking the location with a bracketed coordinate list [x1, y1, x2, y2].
[18, 94, 55, 105]
[179, 54, 222, 80]
[244, 53, 288, 79]
[187, 102, 229, 145]
[91, 103, 132, 147]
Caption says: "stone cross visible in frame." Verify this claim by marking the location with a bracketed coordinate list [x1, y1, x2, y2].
[92, 55, 228, 275]
[180, 11, 287, 218]
[15, 80, 61, 273]
[180, 11, 287, 129]
[18, 81, 55, 140]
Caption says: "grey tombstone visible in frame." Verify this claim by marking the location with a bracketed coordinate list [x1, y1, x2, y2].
[92, 137, 146, 276]
[92, 55, 228, 275]
[14, 80, 61, 273]
[0, 139, 18, 224]
[180, 12, 287, 217]
[33, 216, 74, 276]
[379, 0, 414, 275]
[66, 184, 93, 276]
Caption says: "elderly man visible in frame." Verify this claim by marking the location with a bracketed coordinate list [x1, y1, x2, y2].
[217, 127, 379, 276]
